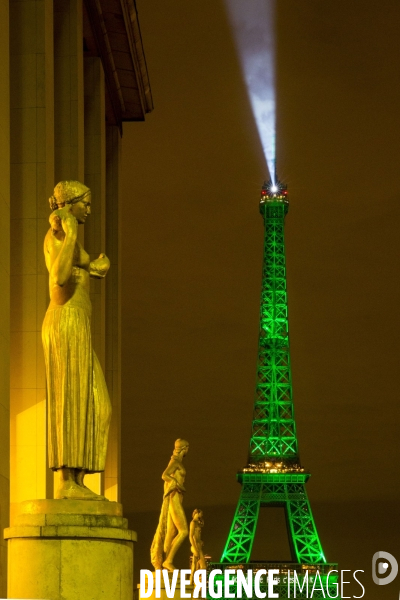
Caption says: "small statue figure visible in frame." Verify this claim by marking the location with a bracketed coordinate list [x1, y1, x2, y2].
[42, 181, 112, 500]
[151, 439, 189, 571]
[189, 509, 207, 584]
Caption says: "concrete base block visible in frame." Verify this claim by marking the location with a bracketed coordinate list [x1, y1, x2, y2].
[5, 499, 137, 600]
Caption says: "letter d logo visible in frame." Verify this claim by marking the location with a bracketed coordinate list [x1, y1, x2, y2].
[372, 551, 398, 585]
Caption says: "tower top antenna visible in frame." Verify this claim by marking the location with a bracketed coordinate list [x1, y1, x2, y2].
[260, 178, 288, 204]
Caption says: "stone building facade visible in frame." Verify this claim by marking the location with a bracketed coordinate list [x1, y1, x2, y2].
[0, 0, 152, 593]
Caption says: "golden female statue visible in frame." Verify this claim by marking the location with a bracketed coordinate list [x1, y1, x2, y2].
[42, 181, 111, 500]
[151, 439, 189, 571]
[189, 509, 206, 583]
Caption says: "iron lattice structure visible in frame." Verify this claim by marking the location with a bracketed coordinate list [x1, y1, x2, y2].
[222, 473, 325, 564]
[215, 188, 340, 599]
[249, 200, 297, 461]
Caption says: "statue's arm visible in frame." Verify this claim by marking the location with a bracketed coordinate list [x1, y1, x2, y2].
[47, 210, 77, 286]
[162, 460, 178, 483]
[189, 520, 196, 548]
[162, 459, 185, 492]
[190, 523, 203, 556]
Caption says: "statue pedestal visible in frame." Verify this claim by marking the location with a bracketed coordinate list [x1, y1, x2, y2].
[5, 499, 137, 600]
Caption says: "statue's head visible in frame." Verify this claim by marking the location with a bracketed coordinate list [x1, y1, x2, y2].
[49, 181, 91, 225]
[173, 438, 189, 457]
[192, 508, 203, 520]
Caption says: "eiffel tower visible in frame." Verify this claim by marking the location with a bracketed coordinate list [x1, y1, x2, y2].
[212, 180, 340, 599]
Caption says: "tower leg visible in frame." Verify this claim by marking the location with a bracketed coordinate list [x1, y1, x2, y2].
[221, 484, 261, 563]
[217, 474, 340, 598]
[286, 483, 325, 563]
[221, 475, 326, 565]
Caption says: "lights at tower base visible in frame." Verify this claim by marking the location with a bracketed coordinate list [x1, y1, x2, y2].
[260, 178, 288, 202]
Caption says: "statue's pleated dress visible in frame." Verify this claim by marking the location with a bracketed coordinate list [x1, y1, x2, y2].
[42, 279, 111, 472]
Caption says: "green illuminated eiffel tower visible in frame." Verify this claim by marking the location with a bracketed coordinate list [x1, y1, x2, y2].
[214, 181, 339, 598]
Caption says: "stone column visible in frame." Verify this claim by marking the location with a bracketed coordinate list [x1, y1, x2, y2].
[52, 0, 84, 495]
[53, 0, 84, 183]
[9, 0, 54, 518]
[83, 56, 106, 495]
[0, 0, 10, 593]
[104, 126, 122, 502]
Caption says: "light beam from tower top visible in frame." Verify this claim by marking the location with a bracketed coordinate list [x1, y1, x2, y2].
[224, 0, 277, 183]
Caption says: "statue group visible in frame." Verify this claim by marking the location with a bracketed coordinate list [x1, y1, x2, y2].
[42, 181, 204, 572]
[151, 439, 190, 571]
[151, 439, 207, 574]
